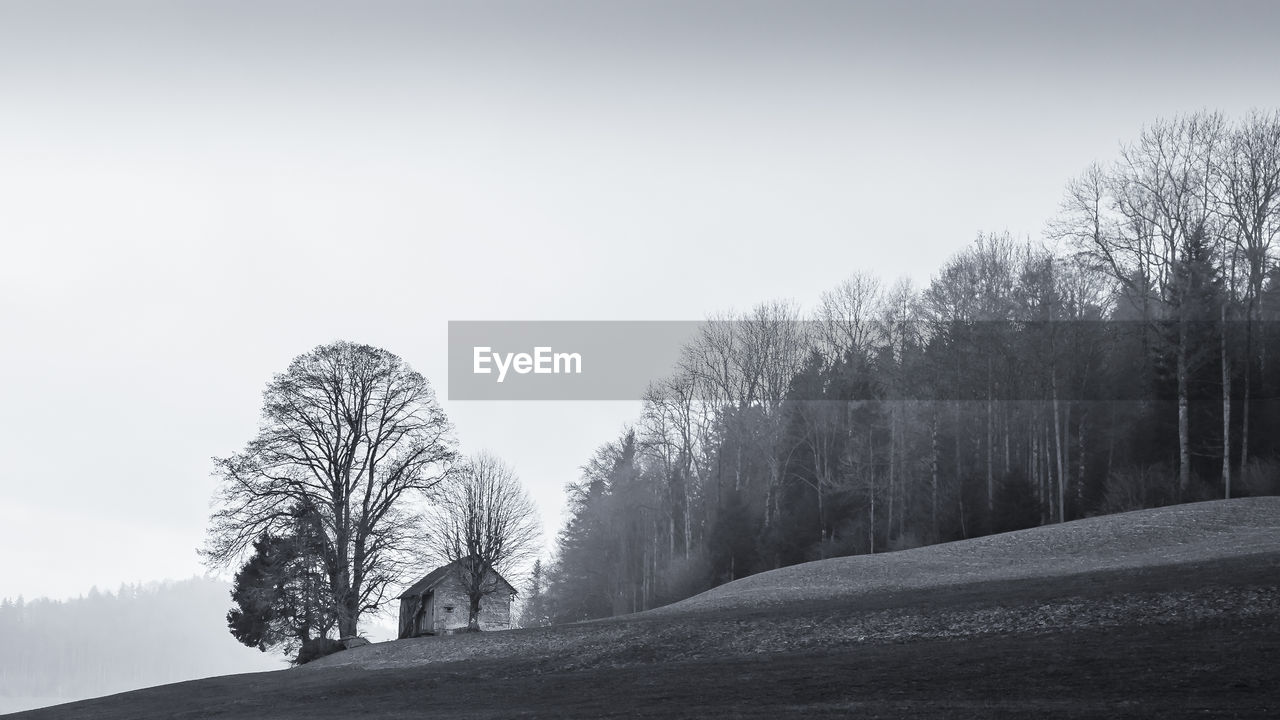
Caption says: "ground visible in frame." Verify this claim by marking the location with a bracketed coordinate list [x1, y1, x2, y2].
[9, 498, 1280, 719]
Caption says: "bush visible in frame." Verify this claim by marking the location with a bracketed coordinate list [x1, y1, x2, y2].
[294, 637, 344, 666]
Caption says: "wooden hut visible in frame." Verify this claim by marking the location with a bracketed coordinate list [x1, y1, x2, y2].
[397, 559, 517, 638]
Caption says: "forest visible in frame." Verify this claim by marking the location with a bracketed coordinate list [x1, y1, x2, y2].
[0, 579, 282, 711]
[520, 110, 1280, 626]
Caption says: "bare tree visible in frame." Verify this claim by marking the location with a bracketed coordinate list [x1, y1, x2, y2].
[1119, 114, 1224, 493]
[789, 391, 843, 556]
[203, 341, 457, 638]
[426, 452, 541, 631]
[816, 272, 883, 363]
[1213, 110, 1280, 484]
[1055, 113, 1224, 494]
[1217, 110, 1280, 322]
[639, 372, 702, 560]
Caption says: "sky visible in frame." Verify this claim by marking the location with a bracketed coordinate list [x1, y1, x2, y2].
[1, 0, 1278, 603]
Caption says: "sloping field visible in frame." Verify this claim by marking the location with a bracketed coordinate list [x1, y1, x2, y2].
[656, 497, 1280, 614]
[10, 497, 1279, 719]
[308, 497, 1280, 674]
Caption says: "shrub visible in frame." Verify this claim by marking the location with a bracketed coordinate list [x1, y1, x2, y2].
[294, 637, 344, 666]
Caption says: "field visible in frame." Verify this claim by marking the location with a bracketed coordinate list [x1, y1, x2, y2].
[9, 498, 1279, 719]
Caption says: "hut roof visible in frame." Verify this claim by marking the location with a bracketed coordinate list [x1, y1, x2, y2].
[397, 558, 517, 599]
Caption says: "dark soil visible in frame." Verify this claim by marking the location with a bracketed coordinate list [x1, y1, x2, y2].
[10, 552, 1279, 719]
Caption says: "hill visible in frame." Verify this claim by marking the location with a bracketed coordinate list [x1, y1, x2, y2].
[654, 495, 1280, 615]
[9, 498, 1280, 719]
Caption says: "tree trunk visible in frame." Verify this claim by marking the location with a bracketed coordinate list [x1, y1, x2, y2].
[954, 400, 964, 538]
[763, 458, 777, 529]
[1077, 409, 1086, 509]
[930, 411, 939, 541]
[468, 593, 482, 632]
[1044, 416, 1054, 523]
[897, 404, 908, 542]
[888, 405, 897, 543]
[1222, 302, 1232, 498]
[1004, 406, 1011, 477]
[1106, 404, 1116, 484]
[1178, 319, 1191, 495]
[812, 430, 829, 558]
[734, 443, 743, 493]
[334, 526, 357, 637]
[986, 358, 994, 521]
[683, 457, 693, 560]
[817, 475, 825, 559]
[1240, 297, 1253, 485]
[1031, 416, 1041, 522]
[669, 514, 675, 561]
[1052, 369, 1065, 523]
[1062, 402, 1071, 519]
[867, 428, 876, 554]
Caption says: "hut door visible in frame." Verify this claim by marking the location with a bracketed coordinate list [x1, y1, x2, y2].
[417, 591, 434, 635]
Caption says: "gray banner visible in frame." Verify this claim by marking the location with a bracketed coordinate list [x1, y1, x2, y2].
[448, 321, 701, 400]
[448, 319, 1274, 401]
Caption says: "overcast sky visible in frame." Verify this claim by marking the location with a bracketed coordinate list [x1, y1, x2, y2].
[1, 0, 1278, 602]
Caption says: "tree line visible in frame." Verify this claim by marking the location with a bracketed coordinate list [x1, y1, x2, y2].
[521, 110, 1280, 625]
[0, 580, 282, 706]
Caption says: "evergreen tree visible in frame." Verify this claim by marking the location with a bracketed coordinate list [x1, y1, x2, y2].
[226, 508, 335, 658]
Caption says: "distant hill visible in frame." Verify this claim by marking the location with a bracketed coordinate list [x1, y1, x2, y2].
[0, 577, 284, 714]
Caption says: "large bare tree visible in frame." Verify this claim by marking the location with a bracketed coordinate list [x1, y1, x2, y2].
[1056, 113, 1224, 494]
[425, 452, 540, 631]
[203, 341, 457, 638]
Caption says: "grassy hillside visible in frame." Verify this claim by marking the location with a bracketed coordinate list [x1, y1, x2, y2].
[9, 498, 1279, 719]
[655, 496, 1280, 615]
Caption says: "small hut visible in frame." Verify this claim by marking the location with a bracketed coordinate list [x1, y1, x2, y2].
[397, 559, 517, 638]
